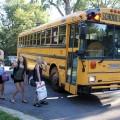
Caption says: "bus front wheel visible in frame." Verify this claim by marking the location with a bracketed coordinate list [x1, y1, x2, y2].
[50, 67, 62, 92]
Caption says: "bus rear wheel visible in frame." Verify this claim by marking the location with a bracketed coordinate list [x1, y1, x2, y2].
[50, 67, 62, 92]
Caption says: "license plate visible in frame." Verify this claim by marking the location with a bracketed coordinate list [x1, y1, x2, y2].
[110, 84, 118, 90]
[109, 64, 120, 69]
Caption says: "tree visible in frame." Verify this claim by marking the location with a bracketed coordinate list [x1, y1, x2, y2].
[0, 0, 49, 55]
[42, 0, 120, 16]
[88, 0, 120, 9]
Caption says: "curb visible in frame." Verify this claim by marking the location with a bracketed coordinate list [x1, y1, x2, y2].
[0, 106, 41, 120]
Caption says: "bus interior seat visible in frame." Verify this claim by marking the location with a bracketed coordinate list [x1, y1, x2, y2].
[87, 41, 104, 56]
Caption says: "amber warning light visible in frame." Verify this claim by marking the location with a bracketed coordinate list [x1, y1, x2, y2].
[87, 12, 101, 21]
[94, 14, 101, 21]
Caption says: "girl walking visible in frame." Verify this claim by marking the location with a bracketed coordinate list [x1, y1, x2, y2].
[10, 56, 27, 103]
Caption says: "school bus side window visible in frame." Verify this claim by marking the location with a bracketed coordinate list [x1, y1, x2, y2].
[30, 34, 33, 46]
[59, 25, 66, 44]
[20, 37, 23, 46]
[41, 31, 45, 45]
[25, 35, 27, 46]
[33, 33, 36, 45]
[46, 29, 51, 44]
[18, 37, 21, 46]
[69, 24, 79, 48]
[52, 27, 58, 44]
[23, 36, 25, 46]
[28, 35, 30, 46]
[37, 31, 41, 45]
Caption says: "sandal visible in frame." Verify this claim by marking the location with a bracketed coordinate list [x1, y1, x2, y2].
[22, 100, 28, 103]
[33, 103, 41, 107]
[0, 97, 5, 100]
[10, 99, 15, 103]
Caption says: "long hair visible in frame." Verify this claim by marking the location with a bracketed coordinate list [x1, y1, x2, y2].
[17, 56, 27, 71]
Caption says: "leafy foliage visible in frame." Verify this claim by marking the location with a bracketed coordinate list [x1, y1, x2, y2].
[0, 0, 49, 56]
[42, 0, 120, 16]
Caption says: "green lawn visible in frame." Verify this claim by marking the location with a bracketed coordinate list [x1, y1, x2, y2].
[0, 110, 20, 120]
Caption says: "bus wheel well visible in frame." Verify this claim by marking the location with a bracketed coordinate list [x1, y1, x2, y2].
[49, 64, 63, 92]
[49, 64, 57, 76]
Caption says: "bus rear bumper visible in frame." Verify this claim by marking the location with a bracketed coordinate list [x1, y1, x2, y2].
[77, 84, 120, 94]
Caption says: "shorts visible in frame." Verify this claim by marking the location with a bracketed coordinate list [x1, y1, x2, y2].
[14, 79, 24, 83]
[0, 75, 3, 84]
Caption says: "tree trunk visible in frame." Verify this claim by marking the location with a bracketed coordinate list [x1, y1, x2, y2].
[64, 0, 71, 15]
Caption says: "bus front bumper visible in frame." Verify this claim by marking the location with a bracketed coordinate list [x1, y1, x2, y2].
[77, 83, 120, 94]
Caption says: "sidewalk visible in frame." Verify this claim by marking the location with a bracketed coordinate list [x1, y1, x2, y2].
[0, 106, 41, 120]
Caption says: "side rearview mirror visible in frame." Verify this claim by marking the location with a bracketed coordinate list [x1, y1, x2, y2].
[78, 22, 87, 40]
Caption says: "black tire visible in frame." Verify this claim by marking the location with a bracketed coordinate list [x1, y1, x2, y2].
[50, 67, 63, 92]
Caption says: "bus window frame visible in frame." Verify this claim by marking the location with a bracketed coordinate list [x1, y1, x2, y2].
[18, 37, 21, 46]
[30, 34, 33, 46]
[25, 35, 27, 46]
[59, 24, 66, 45]
[37, 31, 41, 45]
[69, 23, 79, 48]
[33, 32, 37, 46]
[28, 34, 30, 46]
[46, 28, 51, 45]
[52, 26, 58, 45]
[41, 30, 45, 45]
[23, 36, 25, 46]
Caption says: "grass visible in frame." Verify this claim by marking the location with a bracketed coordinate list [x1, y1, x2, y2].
[0, 110, 20, 120]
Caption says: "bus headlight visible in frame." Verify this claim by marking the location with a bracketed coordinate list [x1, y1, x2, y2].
[88, 76, 96, 82]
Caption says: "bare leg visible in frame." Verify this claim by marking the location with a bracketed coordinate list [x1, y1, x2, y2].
[20, 81, 27, 102]
[0, 83, 4, 98]
[11, 83, 20, 102]
[34, 91, 38, 104]
[33, 91, 41, 107]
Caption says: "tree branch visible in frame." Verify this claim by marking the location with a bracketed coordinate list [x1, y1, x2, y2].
[89, 0, 96, 8]
[112, 0, 119, 6]
[106, 0, 112, 5]
[48, 0, 64, 16]
[96, 0, 100, 7]
[73, 0, 81, 12]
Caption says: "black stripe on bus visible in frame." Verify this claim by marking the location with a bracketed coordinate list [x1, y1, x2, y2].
[18, 44, 66, 48]
[59, 66, 66, 70]
[20, 52, 66, 60]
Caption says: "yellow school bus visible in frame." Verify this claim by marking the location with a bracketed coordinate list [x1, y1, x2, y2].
[18, 8, 120, 94]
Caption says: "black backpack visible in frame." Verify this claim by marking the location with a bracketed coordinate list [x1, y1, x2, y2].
[29, 67, 36, 87]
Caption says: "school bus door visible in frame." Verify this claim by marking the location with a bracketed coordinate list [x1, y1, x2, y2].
[65, 24, 79, 94]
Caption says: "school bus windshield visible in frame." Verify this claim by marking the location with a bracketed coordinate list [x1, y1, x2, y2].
[82, 22, 120, 58]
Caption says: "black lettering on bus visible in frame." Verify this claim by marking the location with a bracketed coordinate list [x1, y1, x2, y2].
[105, 13, 108, 20]
[102, 13, 105, 20]
[102, 13, 120, 22]
[108, 14, 111, 21]
[111, 14, 114, 21]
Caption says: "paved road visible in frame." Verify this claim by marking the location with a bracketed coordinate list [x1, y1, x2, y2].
[1, 67, 120, 120]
